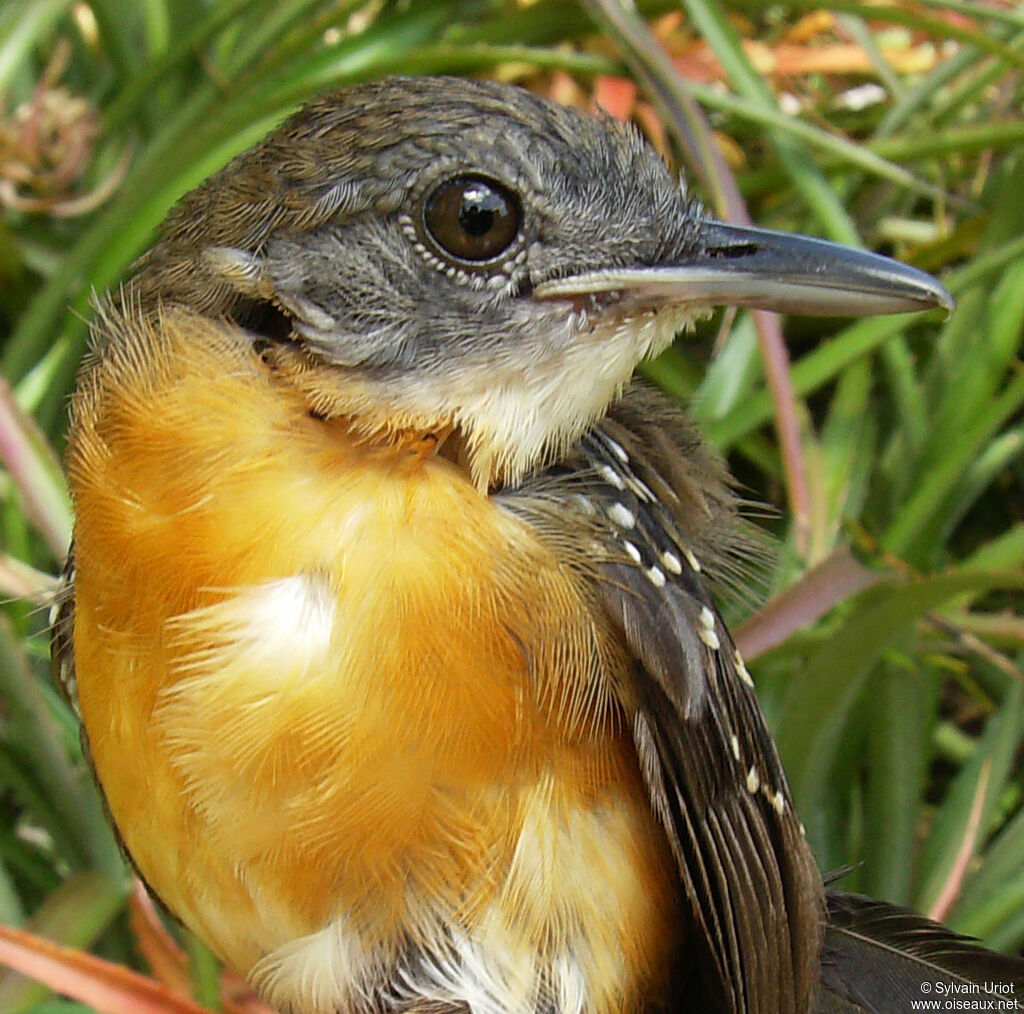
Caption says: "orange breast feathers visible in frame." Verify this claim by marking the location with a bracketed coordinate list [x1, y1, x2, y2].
[67, 306, 679, 1012]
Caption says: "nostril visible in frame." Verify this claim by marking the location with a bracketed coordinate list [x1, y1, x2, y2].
[706, 242, 759, 260]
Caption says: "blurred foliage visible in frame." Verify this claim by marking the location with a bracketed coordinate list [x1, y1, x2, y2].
[0, 0, 1020, 1010]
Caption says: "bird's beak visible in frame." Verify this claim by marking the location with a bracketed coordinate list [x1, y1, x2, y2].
[532, 220, 954, 317]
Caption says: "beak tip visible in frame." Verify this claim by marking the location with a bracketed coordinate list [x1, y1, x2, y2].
[936, 286, 956, 316]
[901, 273, 955, 318]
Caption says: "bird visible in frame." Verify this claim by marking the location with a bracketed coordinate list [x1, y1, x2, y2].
[52, 75, 1022, 1014]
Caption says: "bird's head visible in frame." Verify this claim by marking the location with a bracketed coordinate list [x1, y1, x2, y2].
[136, 75, 952, 488]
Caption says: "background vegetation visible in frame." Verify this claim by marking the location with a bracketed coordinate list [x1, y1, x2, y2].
[0, 0, 1021, 1010]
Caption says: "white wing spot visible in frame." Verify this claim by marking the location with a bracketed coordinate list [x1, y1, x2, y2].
[734, 649, 754, 687]
[698, 606, 720, 650]
[682, 547, 702, 573]
[730, 734, 741, 761]
[622, 540, 642, 564]
[771, 790, 786, 815]
[660, 550, 683, 575]
[598, 464, 625, 490]
[605, 437, 629, 462]
[607, 502, 636, 530]
[746, 766, 761, 794]
[645, 566, 666, 588]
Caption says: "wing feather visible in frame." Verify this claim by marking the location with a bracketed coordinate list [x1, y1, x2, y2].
[50, 546, 78, 714]
[818, 891, 1024, 1013]
[581, 385, 824, 1014]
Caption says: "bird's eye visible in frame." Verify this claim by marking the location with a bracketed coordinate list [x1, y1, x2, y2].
[422, 176, 521, 264]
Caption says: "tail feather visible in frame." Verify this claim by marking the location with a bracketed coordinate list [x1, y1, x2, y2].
[817, 891, 1024, 1013]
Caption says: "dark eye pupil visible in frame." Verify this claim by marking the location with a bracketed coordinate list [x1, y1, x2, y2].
[423, 175, 521, 263]
[460, 195, 495, 237]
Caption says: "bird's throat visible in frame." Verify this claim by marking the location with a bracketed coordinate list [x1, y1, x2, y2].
[260, 304, 689, 491]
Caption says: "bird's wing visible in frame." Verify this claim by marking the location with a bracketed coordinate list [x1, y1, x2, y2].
[50, 545, 79, 714]
[570, 384, 823, 1014]
[819, 890, 1024, 1013]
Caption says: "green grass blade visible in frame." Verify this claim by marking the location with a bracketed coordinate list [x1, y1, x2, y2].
[680, 0, 859, 243]
[0, 619, 121, 877]
[776, 571, 1024, 857]
[861, 661, 939, 903]
[915, 683, 1024, 920]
